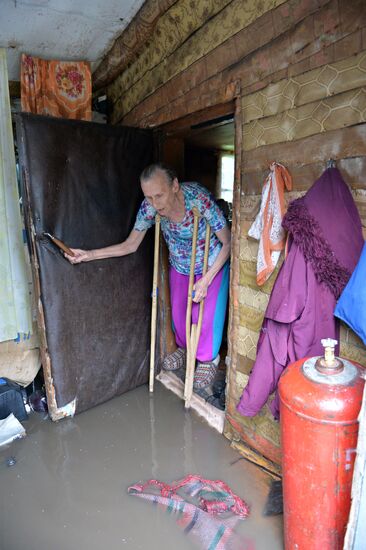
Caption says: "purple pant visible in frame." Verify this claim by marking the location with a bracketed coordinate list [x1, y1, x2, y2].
[169, 263, 229, 362]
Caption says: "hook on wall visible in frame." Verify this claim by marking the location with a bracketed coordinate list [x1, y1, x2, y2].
[326, 159, 336, 169]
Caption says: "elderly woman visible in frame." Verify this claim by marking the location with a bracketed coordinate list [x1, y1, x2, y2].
[66, 163, 231, 389]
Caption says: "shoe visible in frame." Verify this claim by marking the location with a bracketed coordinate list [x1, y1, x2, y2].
[193, 355, 220, 389]
[206, 394, 225, 411]
[161, 348, 186, 371]
[212, 379, 226, 398]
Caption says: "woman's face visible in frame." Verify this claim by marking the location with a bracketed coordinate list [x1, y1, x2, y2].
[141, 170, 179, 216]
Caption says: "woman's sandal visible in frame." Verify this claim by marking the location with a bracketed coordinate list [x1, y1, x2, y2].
[193, 355, 220, 389]
[161, 348, 186, 371]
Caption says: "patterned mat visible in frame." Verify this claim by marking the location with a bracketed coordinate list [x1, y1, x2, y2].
[128, 475, 253, 550]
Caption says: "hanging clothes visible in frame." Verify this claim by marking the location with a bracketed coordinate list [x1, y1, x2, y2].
[21, 54, 92, 120]
[237, 168, 363, 419]
[248, 162, 292, 286]
[335, 242, 366, 345]
[0, 49, 32, 342]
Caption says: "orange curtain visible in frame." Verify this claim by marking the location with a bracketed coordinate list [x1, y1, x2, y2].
[21, 54, 92, 121]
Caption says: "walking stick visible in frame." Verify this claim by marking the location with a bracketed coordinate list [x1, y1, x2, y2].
[185, 209, 199, 402]
[149, 214, 161, 393]
[184, 208, 211, 409]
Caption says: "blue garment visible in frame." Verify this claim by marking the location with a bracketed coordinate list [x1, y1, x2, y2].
[335, 242, 366, 345]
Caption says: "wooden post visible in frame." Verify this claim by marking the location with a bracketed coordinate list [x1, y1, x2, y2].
[149, 215, 161, 392]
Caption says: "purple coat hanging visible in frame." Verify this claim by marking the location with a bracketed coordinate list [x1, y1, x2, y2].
[237, 168, 364, 420]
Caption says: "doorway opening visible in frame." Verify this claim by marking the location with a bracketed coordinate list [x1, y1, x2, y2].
[156, 101, 236, 427]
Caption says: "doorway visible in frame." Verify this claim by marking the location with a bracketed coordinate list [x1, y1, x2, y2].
[156, 101, 236, 425]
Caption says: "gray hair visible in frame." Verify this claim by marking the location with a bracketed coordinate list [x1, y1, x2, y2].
[140, 163, 177, 185]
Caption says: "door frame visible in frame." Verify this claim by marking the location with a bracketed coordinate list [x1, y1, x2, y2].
[155, 92, 243, 393]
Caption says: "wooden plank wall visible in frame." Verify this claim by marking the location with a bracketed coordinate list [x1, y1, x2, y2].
[100, 0, 366, 465]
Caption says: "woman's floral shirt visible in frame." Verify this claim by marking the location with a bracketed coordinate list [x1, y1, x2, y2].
[134, 182, 227, 275]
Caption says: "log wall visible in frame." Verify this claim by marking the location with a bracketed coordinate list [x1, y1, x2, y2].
[99, 0, 366, 465]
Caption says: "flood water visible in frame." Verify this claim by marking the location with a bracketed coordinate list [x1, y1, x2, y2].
[0, 383, 283, 549]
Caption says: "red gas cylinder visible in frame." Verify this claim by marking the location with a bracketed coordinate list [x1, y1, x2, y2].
[279, 338, 364, 550]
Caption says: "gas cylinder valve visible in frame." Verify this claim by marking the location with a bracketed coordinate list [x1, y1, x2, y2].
[322, 338, 338, 365]
[315, 338, 344, 374]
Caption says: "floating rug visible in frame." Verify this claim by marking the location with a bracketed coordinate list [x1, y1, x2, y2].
[128, 474, 252, 550]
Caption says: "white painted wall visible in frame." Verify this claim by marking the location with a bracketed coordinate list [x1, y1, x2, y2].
[0, 0, 145, 80]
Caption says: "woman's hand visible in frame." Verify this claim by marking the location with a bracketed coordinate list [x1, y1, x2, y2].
[193, 275, 210, 303]
[65, 248, 93, 264]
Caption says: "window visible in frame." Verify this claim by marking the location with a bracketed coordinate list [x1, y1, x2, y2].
[218, 152, 234, 202]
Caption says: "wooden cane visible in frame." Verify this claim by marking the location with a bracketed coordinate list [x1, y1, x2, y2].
[185, 208, 199, 401]
[184, 211, 211, 408]
[149, 214, 161, 393]
[185, 222, 210, 406]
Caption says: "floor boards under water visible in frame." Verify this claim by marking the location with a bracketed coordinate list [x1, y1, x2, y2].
[0, 383, 283, 550]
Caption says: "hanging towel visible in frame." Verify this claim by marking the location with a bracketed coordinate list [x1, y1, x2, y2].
[335, 242, 366, 345]
[248, 162, 292, 286]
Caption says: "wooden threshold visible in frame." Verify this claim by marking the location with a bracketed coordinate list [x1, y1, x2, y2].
[156, 371, 225, 434]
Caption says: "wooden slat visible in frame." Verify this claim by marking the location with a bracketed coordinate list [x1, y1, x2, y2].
[239, 304, 265, 333]
[129, 25, 366, 129]
[93, 0, 177, 89]
[108, 0, 238, 104]
[236, 354, 255, 376]
[355, 198, 366, 228]
[21, 166, 62, 420]
[242, 51, 366, 125]
[239, 259, 283, 295]
[235, 0, 366, 94]
[111, 0, 289, 120]
[122, 76, 236, 127]
[161, 101, 235, 134]
[287, 28, 364, 81]
[225, 413, 282, 465]
[242, 124, 366, 174]
[118, 0, 365, 127]
[225, 94, 243, 433]
[243, 156, 366, 194]
[117, 0, 335, 125]
[229, 439, 282, 478]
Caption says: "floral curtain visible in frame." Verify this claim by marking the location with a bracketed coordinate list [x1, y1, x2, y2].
[0, 48, 32, 342]
[21, 54, 92, 120]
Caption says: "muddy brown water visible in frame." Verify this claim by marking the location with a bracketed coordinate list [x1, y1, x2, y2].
[0, 384, 283, 550]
